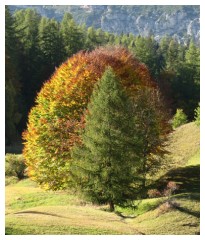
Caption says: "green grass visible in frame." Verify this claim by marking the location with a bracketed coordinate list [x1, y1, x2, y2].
[165, 122, 200, 168]
[5, 122, 200, 235]
[115, 197, 165, 216]
[5, 191, 142, 234]
[187, 149, 200, 166]
[5, 180, 199, 235]
[132, 193, 200, 235]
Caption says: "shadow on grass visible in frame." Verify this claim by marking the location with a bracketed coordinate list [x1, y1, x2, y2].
[14, 210, 68, 219]
[115, 211, 136, 219]
[173, 192, 200, 201]
[5, 227, 27, 235]
[174, 205, 200, 218]
[153, 165, 200, 194]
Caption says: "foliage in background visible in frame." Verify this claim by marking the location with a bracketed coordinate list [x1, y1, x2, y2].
[172, 109, 188, 129]
[5, 7, 200, 145]
[5, 6, 22, 144]
[5, 154, 26, 179]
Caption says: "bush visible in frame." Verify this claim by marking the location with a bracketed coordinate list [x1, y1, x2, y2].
[147, 189, 162, 198]
[163, 181, 179, 197]
[5, 154, 26, 179]
[172, 109, 188, 129]
[194, 103, 200, 126]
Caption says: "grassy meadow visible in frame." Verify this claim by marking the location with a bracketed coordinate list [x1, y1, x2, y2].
[5, 122, 200, 235]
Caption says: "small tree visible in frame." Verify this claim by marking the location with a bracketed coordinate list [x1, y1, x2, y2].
[71, 67, 142, 211]
[172, 109, 188, 129]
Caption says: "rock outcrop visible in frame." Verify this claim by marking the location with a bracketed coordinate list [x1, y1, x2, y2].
[10, 5, 200, 44]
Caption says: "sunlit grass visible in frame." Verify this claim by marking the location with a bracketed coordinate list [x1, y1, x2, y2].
[132, 193, 200, 235]
[5, 122, 200, 234]
[165, 122, 200, 168]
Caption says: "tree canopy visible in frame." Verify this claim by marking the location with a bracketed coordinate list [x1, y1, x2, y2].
[22, 46, 154, 190]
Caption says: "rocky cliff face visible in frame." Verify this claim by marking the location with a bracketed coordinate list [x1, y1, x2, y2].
[87, 5, 200, 44]
[10, 5, 200, 44]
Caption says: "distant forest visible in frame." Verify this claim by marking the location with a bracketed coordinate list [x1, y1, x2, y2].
[5, 6, 200, 145]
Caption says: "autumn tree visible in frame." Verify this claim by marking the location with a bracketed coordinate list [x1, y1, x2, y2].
[23, 46, 154, 190]
[71, 67, 142, 211]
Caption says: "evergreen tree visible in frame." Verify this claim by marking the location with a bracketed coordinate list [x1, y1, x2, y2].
[159, 35, 171, 62]
[13, 9, 42, 121]
[85, 26, 100, 50]
[133, 36, 163, 78]
[166, 39, 179, 70]
[71, 67, 142, 211]
[5, 6, 22, 144]
[185, 40, 200, 86]
[60, 13, 85, 57]
[38, 17, 64, 80]
[172, 109, 188, 129]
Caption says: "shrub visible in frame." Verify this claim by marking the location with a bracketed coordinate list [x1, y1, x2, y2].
[194, 103, 200, 127]
[158, 200, 180, 215]
[5, 154, 26, 179]
[147, 189, 162, 198]
[172, 109, 188, 129]
[22, 46, 156, 190]
[163, 181, 179, 197]
[157, 181, 180, 216]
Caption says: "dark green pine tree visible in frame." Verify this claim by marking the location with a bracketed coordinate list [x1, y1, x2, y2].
[60, 13, 85, 57]
[71, 67, 142, 212]
[133, 36, 163, 78]
[5, 6, 22, 144]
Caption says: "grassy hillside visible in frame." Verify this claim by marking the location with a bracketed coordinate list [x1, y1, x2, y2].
[5, 122, 200, 235]
[165, 122, 200, 167]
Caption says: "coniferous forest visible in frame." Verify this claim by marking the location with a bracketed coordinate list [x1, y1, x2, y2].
[5, 6, 200, 235]
[5, 6, 200, 146]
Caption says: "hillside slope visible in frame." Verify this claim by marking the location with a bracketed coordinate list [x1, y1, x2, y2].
[5, 122, 200, 235]
[165, 122, 200, 168]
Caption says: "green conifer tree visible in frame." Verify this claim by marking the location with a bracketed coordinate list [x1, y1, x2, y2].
[71, 67, 142, 211]
[60, 13, 85, 57]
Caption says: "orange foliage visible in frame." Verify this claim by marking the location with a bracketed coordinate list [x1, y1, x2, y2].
[23, 46, 155, 189]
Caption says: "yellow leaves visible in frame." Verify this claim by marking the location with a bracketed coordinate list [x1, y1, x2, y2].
[23, 46, 155, 190]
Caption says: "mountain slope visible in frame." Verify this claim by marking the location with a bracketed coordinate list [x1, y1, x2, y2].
[9, 5, 200, 44]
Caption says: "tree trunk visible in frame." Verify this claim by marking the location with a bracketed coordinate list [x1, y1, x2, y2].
[109, 201, 115, 212]
[142, 155, 147, 198]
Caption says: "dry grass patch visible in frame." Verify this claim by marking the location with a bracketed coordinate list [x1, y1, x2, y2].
[6, 205, 141, 234]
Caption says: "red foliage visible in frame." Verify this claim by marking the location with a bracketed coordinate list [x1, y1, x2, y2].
[23, 46, 155, 189]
